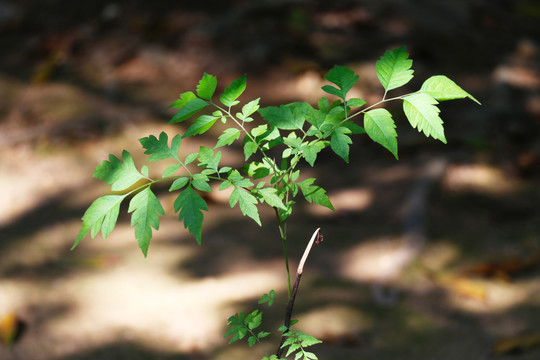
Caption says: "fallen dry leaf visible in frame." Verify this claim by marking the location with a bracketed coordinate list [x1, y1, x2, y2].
[435, 273, 488, 302]
[458, 251, 540, 281]
[492, 332, 540, 355]
[0, 312, 22, 348]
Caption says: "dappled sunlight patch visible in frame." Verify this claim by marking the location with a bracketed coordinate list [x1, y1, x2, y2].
[442, 163, 518, 194]
[307, 187, 374, 217]
[296, 305, 371, 341]
[339, 236, 416, 283]
[418, 241, 460, 271]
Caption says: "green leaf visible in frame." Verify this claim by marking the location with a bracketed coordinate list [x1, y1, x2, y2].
[323, 65, 359, 99]
[184, 152, 198, 165]
[420, 75, 480, 104]
[192, 173, 212, 192]
[220, 74, 247, 107]
[94, 150, 147, 191]
[364, 108, 398, 159]
[376, 46, 414, 92]
[298, 178, 334, 210]
[139, 132, 181, 162]
[330, 126, 352, 162]
[258, 290, 276, 306]
[128, 187, 165, 257]
[259, 102, 309, 130]
[301, 140, 326, 166]
[198, 146, 221, 172]
[73, 194, 126, 249]
[258, 187, 286, 210]
[346, 98, 367, 107]
[174, 185, 209, 244]
[246, 310, 262, 330]
[242, 98, 261, 117]
[196, 73, 218, 100]
[215, 128, 241, 148]
[163, 164, 181, 178]
[248, 335, 257, 347]
[403, 93, 446, 143]
[169, 97, 209, 124]
[169, 177, 189, 191]
[183, 115, 218, 138]
[169, 91, 196, 109]
[230, 186, 261, 225]
[244, 141, 258, 161]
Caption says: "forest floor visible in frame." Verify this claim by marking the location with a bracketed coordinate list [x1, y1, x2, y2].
[1, 1, 540, 359]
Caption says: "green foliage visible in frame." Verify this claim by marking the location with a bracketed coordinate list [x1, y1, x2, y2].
[75, 46, 478, 358]
[75, 45, 477, 255]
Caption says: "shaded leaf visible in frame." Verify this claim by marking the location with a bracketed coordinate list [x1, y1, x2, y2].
[174, 185, 209, 244]
[298, 178, 334, 210]
[323, 65, 359, 99]
[259, 102, 310, 130]
[330, 126, 352, 162]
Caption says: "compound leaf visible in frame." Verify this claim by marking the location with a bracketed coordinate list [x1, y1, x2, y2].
[94, 150, 146, 191]
[220, 74, 247, 107]
[174, 185, 209, 244]
[73, 194, 126, 249]
[364, 108, 398, 159]
[139, 132, 181, 162]
[403, 93, 446, 143]
[298, 178, 334, 210]
[330, 126, 352, 162]
[230, 186, 261, 225]
[376, 46, 414, 91]
[196, 73, 218, 100]
[128, 187, 165, 257]
[420, 75, 480, 104]
[323, 65, 359, 99]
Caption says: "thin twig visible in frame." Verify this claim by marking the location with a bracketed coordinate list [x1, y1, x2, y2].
[276, 228, 321, 357]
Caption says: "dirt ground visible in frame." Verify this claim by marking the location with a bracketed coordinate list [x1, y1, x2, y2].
[1, 1, 540, 359]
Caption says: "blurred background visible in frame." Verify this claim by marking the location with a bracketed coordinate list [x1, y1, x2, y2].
[0, 0, 539, 359]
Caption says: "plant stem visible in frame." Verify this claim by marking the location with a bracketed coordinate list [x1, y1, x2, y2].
[275, 209, 292, 299]
[276, 228, 321, 357]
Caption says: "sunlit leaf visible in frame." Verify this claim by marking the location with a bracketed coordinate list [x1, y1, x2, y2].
[139, 132, 181, 162]
[298, 178, 334, 210]
[215, 128, 241, 148]
[403, 93, 446, 143]
[230, 186, 261, 225]
[330, 126, 352, 162]
[364, 108, 398, 159]
[94, 150, 147, 191]
[73, 194, 126, 249]
[183, 115, 218, 138]
[220, 74, 247, 107]
[169, 97, 209, 124]
[376, 46, 414, 92]
[128, 187, 165, 256]
[420, 75, 480, 104]
[196, 73, 217, 100]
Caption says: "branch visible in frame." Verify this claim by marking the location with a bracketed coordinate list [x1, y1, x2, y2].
[276, 227, 321, 357]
